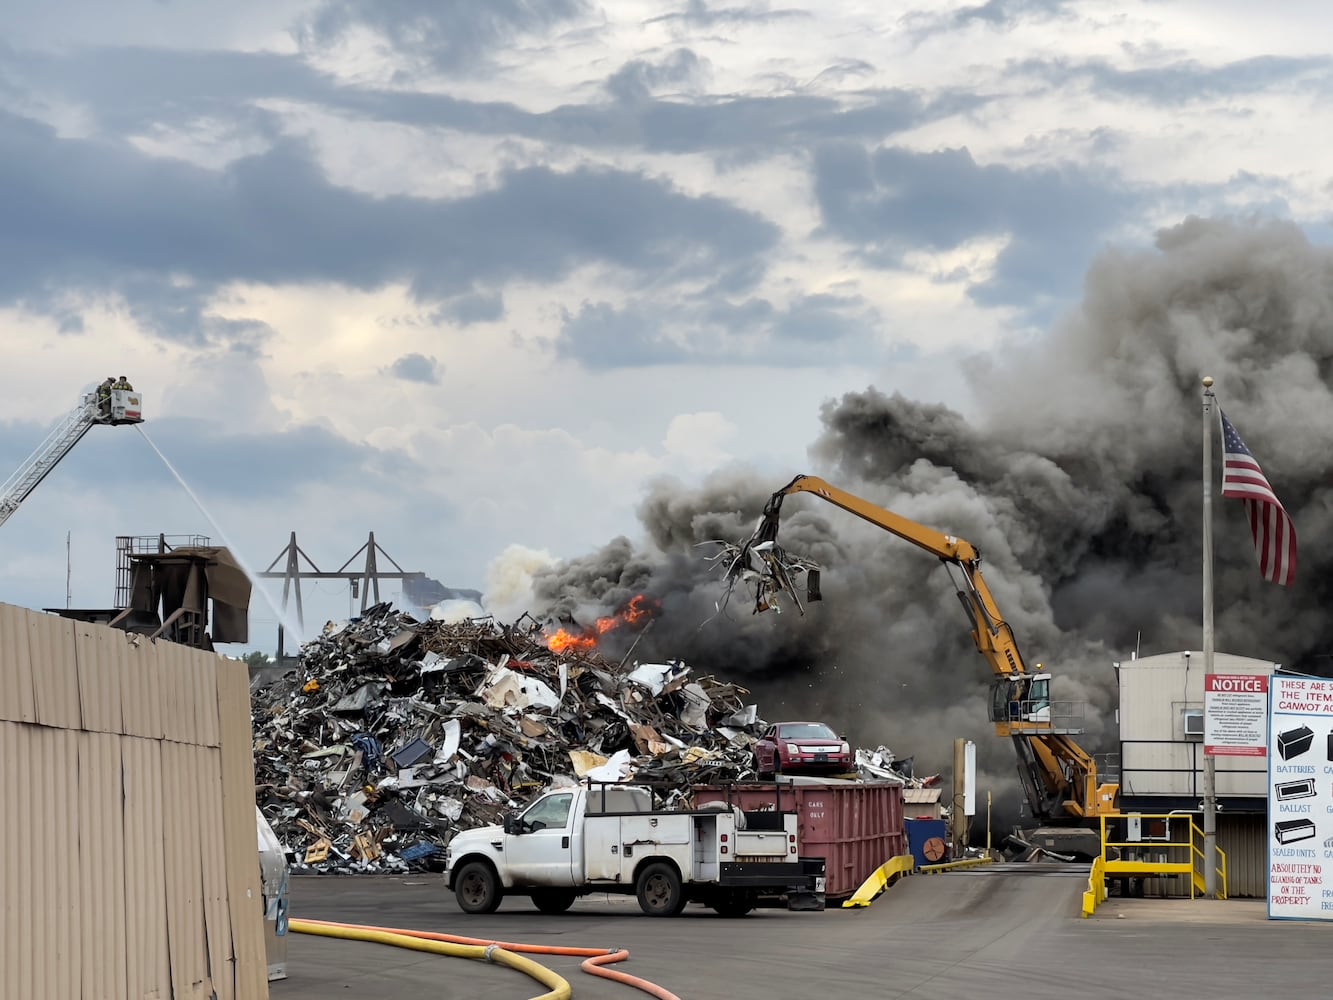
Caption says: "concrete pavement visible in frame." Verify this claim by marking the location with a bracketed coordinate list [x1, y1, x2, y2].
[271, 868, 1328, 999]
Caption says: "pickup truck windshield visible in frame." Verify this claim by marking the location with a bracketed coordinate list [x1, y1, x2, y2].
[779, 723, 838, 739]
[520, 792, 573, 831]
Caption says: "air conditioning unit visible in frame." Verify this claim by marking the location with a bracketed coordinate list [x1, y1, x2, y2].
[1182, 709, 1205, 738]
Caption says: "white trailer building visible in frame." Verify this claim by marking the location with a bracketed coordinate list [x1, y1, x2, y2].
[1113, 650, 1277, 897]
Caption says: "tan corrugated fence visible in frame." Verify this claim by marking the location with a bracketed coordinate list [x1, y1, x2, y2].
[0, 602, 269, 999]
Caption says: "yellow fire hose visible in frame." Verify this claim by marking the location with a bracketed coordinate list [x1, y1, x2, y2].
[289, 918, 572, 1000]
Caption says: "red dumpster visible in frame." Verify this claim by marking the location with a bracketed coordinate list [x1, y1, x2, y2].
[691, 780, 906, 901]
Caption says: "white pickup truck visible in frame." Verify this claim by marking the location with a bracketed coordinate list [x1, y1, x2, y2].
[444, 782, 825, 917]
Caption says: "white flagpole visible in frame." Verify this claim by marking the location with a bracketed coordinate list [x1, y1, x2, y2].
[1201, 375, 1218, 897]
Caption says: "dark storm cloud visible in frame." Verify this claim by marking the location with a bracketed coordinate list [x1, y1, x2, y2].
[0, 45, 968, 159]
[947, 0, 1072, 27]
[807, 59, 877, 88]
[0, 46, 317, 136]
[10, 43, 1319, 161]
[527, 215, 1333, 810]
[605, 48, 705, 103]
[296, 0, 591, 74]
[599, 88, 964, 156]
[644, 0, 812, 28]
[116, 278, 277, 352]
[1015, 54, 1333, 105]
[0, 109, 777, 339]
[555, 303, 692, 367]
[554, 292, 889, 368]
[812, 141, 1135, 308]
[387, 353, 441, 384]
[434, 291, 505, 326]
[895, 0, 1074, 43]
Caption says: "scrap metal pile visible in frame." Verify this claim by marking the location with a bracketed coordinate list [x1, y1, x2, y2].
[251, 602, 774, 873]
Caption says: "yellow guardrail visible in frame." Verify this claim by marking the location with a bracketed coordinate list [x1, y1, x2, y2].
[1094, 813, 1228, 901]
[841, 853, 997, 909]
[1082, 854, 1107, 917]
[842, 855, 916, 908]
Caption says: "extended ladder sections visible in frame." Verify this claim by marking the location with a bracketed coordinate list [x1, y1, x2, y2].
[0, 387, 144, 529]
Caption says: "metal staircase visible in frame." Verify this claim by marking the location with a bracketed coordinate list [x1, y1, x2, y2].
[0, 398, 98, 528]
[1083, 812, 1227, 916]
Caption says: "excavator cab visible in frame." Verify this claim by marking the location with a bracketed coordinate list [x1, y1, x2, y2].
[989, 674, 1052, 726]
[989, 673, 1083, 734]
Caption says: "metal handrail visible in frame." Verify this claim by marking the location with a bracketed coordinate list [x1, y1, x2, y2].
[1007, 700, 1087, 730]
[1094, 752, 1122, 783]
[1096, 812, 1228, 899]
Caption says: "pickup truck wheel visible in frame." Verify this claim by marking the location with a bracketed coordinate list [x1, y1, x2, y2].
[454, 861, 502, 914]
[636, 863, 686, 917]
[529, 889, 577, 915]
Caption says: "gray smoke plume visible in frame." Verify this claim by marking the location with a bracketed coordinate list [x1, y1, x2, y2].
[530, 216, 1333, 821]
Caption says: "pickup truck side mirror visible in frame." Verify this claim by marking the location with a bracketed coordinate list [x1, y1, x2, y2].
[503, 815, 517, 835]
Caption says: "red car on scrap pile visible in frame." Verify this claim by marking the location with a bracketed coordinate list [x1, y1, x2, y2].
[753, 721, 853, 779]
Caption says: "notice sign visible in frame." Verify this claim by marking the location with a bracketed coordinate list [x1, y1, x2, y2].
[1268, 676, 1333, 921]
[1205, 673, 1269, 757]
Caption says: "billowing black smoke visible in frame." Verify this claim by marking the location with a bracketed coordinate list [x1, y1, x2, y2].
[530, 216, 1333, 820]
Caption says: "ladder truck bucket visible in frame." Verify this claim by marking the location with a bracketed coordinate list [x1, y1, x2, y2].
[88, 389, 144, 426]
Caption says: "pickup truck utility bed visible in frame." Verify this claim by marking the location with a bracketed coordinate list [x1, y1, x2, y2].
[445, 782, 825, 917]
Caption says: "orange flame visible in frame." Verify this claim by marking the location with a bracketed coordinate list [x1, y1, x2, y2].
[544, 595, 660, 655]
[546, 628, 598, 654]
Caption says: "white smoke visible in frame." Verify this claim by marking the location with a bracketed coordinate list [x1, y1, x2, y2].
[482, 543, 558, 622]
[429, 598, 487, 623]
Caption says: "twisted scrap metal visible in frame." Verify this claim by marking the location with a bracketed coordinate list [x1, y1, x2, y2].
[703, 485, 821, 617]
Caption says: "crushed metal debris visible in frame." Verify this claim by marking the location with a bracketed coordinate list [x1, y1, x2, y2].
[253, 601, 905, 874]
[705, 497, 822, 616]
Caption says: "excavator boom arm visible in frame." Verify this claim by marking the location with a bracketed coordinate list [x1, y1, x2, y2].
[771, 475, 1022, 676]
[741, 473, 1114, 824]
[772, 475, 978, 562]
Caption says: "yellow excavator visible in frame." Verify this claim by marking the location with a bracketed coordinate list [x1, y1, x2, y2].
[723, 474, 1120, 857]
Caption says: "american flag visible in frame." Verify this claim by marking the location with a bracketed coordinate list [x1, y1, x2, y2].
[1219, 409, 1296, 587]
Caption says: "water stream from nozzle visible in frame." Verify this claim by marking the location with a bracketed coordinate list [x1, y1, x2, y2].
[134, 425, 307, 649]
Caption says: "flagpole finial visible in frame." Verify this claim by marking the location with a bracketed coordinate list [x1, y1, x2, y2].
[1202, 375, 1214, 388]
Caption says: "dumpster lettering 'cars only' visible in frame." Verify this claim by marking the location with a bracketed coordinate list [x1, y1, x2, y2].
[754, 722, 852, 778]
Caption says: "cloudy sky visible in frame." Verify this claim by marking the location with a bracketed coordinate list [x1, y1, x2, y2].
[2, 0, 1330, 653]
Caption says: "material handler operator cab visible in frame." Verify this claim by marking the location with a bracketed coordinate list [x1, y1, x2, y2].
[989, 673, 1052, 726]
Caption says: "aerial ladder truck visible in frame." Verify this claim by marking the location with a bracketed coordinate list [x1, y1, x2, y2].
[0, 382, 143, 528]
[724, 474, 1120, 858]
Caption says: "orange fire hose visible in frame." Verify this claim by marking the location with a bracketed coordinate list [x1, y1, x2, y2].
[294, 917, 682, 1000]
